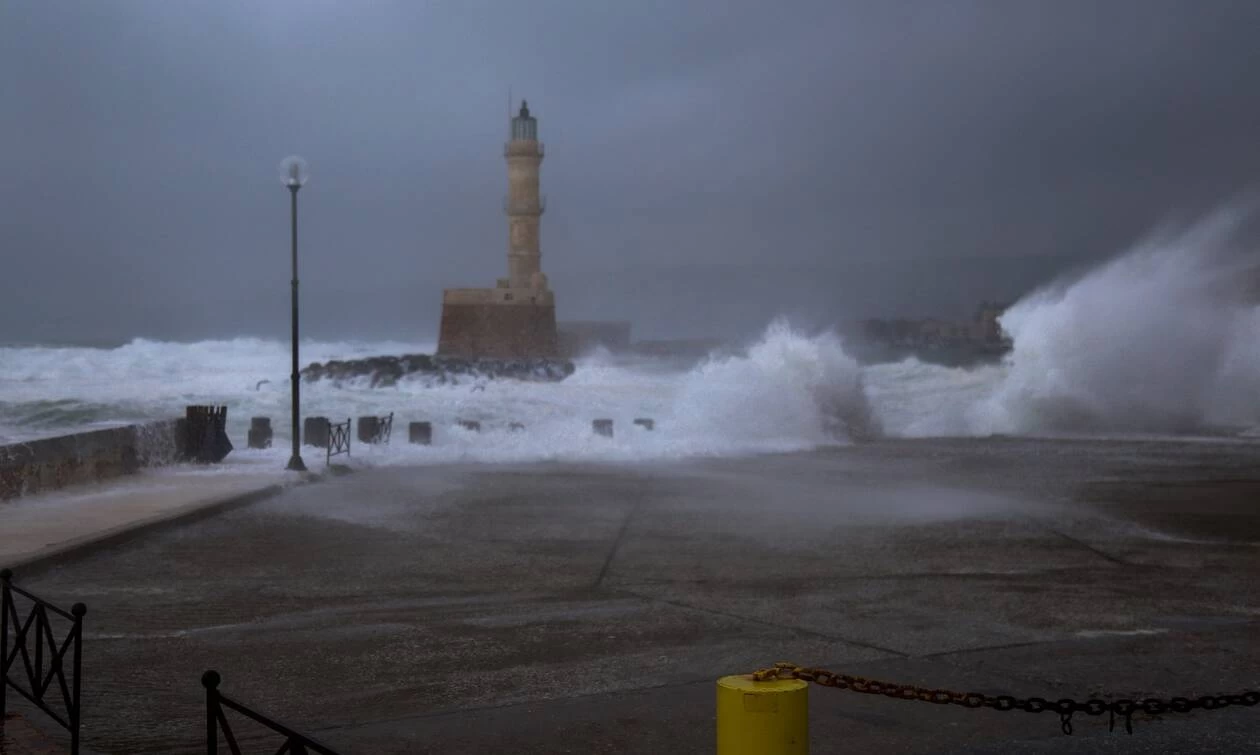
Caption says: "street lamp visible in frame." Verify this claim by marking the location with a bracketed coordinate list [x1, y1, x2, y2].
[280, 156, 309, 472]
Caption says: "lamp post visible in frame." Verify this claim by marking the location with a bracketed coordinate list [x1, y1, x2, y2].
[280, 156, 309, 472]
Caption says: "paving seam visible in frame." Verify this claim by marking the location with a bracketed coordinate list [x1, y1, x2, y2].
[611, 566, 1113, 590]
[612, 586, 910, 658]
[593, 500, 641, 589]
[1045, 528, 1131, 566]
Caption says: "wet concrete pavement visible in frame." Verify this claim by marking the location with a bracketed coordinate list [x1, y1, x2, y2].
[0, 468, 288, 569]
[9, 437, 1260, 753]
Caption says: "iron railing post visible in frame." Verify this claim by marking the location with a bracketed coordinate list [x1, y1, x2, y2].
[1, 568, 10, 723]
[70, 602, 85, 755]
[203, 670, 221, 754]
[34, 605, 43, 703]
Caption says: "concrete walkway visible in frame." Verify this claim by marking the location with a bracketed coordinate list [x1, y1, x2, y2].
[1, 712, 67, 755]
[0, 462, 315, 754]
[11, 437, 1260, 753]
[0, 466, 298, 571]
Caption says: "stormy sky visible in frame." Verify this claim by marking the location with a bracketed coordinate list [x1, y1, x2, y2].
[2, 0, 1259, 345]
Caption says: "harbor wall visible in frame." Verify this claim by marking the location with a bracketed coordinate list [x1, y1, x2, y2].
[0, 420, 185, 500]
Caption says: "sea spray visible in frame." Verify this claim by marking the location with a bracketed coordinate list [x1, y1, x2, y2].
[669, 319, 876, 447]
[972, 209, 1260, 435]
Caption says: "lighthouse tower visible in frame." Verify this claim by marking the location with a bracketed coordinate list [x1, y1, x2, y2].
[503, 101, 548, 292]
[436, 100, 559, 359]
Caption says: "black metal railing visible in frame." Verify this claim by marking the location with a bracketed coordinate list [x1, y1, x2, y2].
[202, 670, 341, 755]
[366, 413, 393, 445]
[326, 419, 351, 465]
[1, 568, 86, 754]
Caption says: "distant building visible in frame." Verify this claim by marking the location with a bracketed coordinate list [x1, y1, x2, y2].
[973, 301, 1008, 343]
[557, 321, 632, 357]
[437, 101, 558, 359]
[851, 301, 1012, 366]
[630, 338, 727, 359]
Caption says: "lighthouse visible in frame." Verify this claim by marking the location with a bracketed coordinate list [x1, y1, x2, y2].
[437, 100, 559, 359]
[503, 101, 547, 291]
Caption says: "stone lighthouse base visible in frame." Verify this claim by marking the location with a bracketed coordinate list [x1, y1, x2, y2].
[436, 288, 559, 359]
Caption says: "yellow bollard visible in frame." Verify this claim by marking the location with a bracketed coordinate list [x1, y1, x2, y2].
[717, 674, 809, 754]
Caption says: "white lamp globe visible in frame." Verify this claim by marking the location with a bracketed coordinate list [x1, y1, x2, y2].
[279, 156, 309, 188]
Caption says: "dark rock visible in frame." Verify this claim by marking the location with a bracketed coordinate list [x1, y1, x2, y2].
[301, 353, 574, 387]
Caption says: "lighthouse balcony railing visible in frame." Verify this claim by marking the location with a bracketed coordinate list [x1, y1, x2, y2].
[504, 196, 546, 215]
[504, 141, 544, 158]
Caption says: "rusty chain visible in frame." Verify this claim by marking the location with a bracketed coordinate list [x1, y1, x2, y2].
[752, 662, 1260, 735]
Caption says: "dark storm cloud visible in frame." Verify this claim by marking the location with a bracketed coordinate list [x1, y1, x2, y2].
[2, 0, 1259, 343]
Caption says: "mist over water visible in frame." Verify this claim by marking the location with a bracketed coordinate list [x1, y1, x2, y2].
[2, 210, 1258, 460]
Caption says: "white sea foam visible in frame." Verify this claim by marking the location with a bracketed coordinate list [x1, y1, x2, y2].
[0, 321, 871, 465]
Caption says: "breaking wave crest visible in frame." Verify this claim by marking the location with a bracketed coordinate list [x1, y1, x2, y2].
[971, 210, 1260, 435]
[670, 319, 877, 448]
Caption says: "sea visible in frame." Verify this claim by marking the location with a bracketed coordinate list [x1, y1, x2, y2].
[2, 212, 1259, 465]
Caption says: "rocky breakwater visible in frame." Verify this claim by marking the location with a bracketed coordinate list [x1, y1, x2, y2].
[301, 354, 575, 388]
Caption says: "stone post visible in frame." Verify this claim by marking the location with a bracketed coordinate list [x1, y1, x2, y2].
[248, 417, 273, 449]
[358, 416, 381, 444]
[303, 417, 330, 448]
[409, 421, 432, 445]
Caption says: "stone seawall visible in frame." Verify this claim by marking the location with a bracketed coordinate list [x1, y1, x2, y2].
[0, 420, 185, 501]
